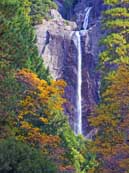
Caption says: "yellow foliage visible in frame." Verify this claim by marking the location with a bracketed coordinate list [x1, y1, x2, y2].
[16, 68, 67, 156]
[21, 121, 32, 130]
[89, 64, 129, 172]
[39, 117, 48, 124]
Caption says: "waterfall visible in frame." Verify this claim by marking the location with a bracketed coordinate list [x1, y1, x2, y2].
[75, 31, 82, 135]
[83, 7, 92, 30]
[74, 7, 92, 135]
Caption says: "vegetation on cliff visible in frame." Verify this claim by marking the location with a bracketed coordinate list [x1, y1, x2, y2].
[29, 0, 57, 24]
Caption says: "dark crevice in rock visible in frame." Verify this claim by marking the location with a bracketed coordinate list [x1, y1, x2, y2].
[41, 31, 50, 55]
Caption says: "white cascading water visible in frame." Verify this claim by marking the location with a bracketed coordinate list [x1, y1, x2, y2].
[74, 7, 92, 135]
[75, 31, 83, 134]
[83, 7, 92, 30]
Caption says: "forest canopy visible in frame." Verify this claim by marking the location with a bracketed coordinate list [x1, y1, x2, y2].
[0, 0, 129, 173]
[0, 0, 97, 173]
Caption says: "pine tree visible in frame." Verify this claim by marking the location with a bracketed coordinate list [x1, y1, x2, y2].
[0, 0, 51, 138]
[29, 0, 57, 25]
[100, 0, 129, 78]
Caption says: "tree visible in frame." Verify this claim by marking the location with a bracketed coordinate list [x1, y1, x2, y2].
[15, 69, 69, 170]
[0, 0, 51, 138]
[0, 138, 57, 173]
[89, 0, 129, 172]
[99, 0, 129, 86]
[0, 0, 50, 79]
[0, 61, 22, 138]
[0, 0, 35, 68]
[89, 65, 129, 173]
[16, 68, 66, 135]
[29, 0, 57, 25]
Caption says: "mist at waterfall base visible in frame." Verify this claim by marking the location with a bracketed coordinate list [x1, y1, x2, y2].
[73, 7, 92, 135]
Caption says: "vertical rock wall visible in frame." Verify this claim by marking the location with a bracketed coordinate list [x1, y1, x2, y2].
[35, 0, 102, 135]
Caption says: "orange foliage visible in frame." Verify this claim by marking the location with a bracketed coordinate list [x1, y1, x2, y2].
[15, 69, 67, 168]
[16, 67, 67, 124]
[89, 64, 129, 172]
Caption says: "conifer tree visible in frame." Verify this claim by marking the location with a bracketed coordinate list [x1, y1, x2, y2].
[100, 0, 129, 77]
[29, 0, 57, 25]
[0, 0, 50, 137]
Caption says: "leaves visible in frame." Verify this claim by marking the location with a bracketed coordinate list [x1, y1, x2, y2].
[0, 138, 57, 173]
[90, 0, 129, 172]
[29, 0, 57, 25]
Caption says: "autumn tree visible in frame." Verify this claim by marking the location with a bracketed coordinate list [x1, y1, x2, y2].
[16, 68, 66, 137]
[0, 0, 51, 137]
[90, 64, 129, 173]
[15, 69, 69, 170]
[89, 0, 129, 172]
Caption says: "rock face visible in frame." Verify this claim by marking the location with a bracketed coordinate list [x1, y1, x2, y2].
[35, 0, 102, 135]
[35, 10, 78, 128]
[35, 9, 77, 79]
[73, 0, 103, 29]
[81, 24, 100, 134]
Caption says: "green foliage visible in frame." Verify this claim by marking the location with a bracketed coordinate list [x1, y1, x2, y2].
[90, 0, 129, 172]
[42, 110, 68, 135]
[0, 0, 19, 5]
[59, 127, 97, 173]
[89, 65, 129, 172]
[99, 0, 129, 80]
[99, 33, 128, 66]
[0, 0, 51, 138]
[0, 0, 51, 79]
[104, 0, 129, 6]
[0, 0, 35, 68]
[104, 19, 129, 30]
[0, 138, 57, 173]
[104, 7, 129, 18]
[29, 0, 57, 25]
[0, 61, 21, 138]
[0, 1, 98, 172]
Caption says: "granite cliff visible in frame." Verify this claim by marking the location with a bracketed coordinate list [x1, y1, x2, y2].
[35, 0, 103, 135]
